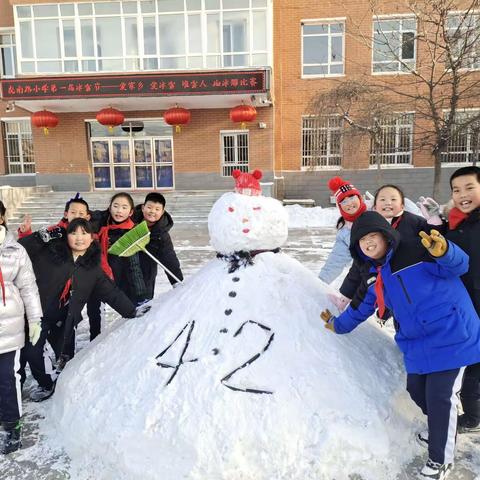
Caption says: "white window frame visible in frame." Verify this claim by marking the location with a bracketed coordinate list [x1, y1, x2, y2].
[13, 0, 271, 75]
[301, 17, 345, 79]
[220, 130, 249, 177]
[441, 108, 480, 166]
[369, 112, 415, 168]
[446, 11, 480, 71]
[0, 29, 17, 78]
[301, 115, 343, 169]
[1, 118, 35, 174]
[372, 15, 416, 75]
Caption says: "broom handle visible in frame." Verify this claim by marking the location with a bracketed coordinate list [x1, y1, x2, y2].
[141, 247, 183, 285]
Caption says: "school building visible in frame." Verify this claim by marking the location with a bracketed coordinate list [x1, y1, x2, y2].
[0, 0, 478, 202]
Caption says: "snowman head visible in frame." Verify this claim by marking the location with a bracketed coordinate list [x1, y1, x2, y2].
[208, 170, 288, 254]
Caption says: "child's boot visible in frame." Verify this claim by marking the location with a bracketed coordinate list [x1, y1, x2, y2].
[0, 421, 22, 454]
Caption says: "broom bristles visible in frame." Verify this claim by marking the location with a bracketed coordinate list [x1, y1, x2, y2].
[108, 221, 151, 257]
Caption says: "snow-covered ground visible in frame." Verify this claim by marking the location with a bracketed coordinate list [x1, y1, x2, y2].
[1, 205, 479, 480]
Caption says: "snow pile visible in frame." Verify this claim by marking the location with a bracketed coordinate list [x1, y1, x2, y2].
[48, 189, 421, 480]
[286, 205, 339, 229]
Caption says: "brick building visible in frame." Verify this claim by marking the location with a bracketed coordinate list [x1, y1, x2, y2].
[1, 0, 478, 201]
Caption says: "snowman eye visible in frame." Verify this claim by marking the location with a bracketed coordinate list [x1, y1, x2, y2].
[253, 207, 261, 211]
[228, 207, 234, 212]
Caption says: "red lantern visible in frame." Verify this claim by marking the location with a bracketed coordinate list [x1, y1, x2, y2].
[31, 110, 59, 135]
[164, 106, 191, 133]
[96, 107, 125, 132]
[230, 104, 257, 129]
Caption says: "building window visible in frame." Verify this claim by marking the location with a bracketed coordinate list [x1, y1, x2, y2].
[446, 13, 480, 70]
[15, 0, 269, 74]
[369, 113, 414, 166]
[302, 116, 342, 168]
[0, 32, 16, 78]
[221, 131, 249, 177]
[2, 120, 35, 174]
[442, 111, 480, 164]
[373, 17, 416, 73]
[302, 21, 344, 76]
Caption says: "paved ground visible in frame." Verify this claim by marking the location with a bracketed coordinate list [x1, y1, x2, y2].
[1, 224, 479, 480]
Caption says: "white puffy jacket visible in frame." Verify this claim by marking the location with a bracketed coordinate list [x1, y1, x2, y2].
[0, 230, 43, 354]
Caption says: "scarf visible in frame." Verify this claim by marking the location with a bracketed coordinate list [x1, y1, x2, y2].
[448, 207, 469, 230]
[98, 218, 135, 279]
[339, 200, 367, 223]
[217, 248, 280, 273]
[374, 265, 386, 318]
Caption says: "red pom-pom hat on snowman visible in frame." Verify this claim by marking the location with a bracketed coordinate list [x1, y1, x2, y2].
[232, 169, 263, 196]
[328, 176, 366, 222]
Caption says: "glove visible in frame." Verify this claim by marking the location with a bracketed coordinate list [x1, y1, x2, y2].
[320, 309, 336, 332]
[135, 303, 152, 318]
[327, 292, 350, 313]
[416, 196, 443, 225]
[55, 354, 70, 373]
[364, 191, 374, 210]
[38, 226, 63, 243]
[419, 229, 447, 257]
[29, 322, 42, 346]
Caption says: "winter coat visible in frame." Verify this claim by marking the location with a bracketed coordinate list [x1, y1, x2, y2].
[445, 207, 480, 316]
[90, 209, 146, 302]
[19, 234, 136, 328]
[318, 222, 352, 284]
[0, 231, 43, 354]
[333, 211, 480, 375]
[340, 210, 429, 301]
[133, 206, 183, 299]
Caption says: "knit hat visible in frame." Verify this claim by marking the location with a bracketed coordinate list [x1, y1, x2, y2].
[328, 176, 366, 222]
[233, 169, 263, 196]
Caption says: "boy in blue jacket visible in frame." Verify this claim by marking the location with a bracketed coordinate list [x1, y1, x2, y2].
[320, 211, 480, 480]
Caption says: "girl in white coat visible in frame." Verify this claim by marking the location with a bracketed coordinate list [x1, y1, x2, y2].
[0, 201, 42, 455]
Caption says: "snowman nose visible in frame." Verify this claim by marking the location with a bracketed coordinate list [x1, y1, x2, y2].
[242, 218, 249, 223]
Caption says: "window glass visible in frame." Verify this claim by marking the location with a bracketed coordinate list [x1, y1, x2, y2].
[81, 19, 95, 56]
[140, 0, 156, 13]
[16, 6, 31, 18]
[37, 60, 62, 72]
[78, 3, 93, 15]
[143, 16, 157, 54]
[158, 14, 185, 55]
[123, 1, 138, 13]
[157, 0, 184, 12]
[223, 11, 249, 52]
[60, 4, 75, 16]
[207, 14, 220, 53]
[19, 22, 34, 58]
[223, 0, 249, 8]
[252, 0, 267, 6]
[186, 0, 202, 10]
[94, 2, 121, 15]
[252, 11, 267, 51]
[35, 19, 61, 58]
[63, 20, 77, 57]
[205, 0, 220, 9]
[125, 17, 139, 55]
[32, 4, 58, 17]
[188, 14, 202, 54]
[96, 17, 123, 57]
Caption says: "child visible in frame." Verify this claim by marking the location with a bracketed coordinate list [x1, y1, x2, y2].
[339, 184, 429, 309]
[0, 201, 43, 454]
[20, 218, 147, 401]
[445, 166, 480, 433]
[318, 177, 366, 309]
[18, 192, 90, 239]
[320, 211, 480, 480]
[133, 192, 183, 302]
[88, 193, 144, 339]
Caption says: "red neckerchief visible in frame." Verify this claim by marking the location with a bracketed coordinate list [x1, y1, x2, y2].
[391, 214, 403, 230]
[374, 265, 386, 318]
[98, 218, 135, 279]
[339, 200, 367, 222]
[59, 277, 72, 307]
[448, 207, 469, 230]
[0, 266, 5, 306]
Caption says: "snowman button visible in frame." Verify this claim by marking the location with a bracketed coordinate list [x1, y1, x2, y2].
[212, 348, 220, 355]
[229, 291, 237, 297]
[220, 328, 228, 333]
[232, 277, 240, 282]
[225, 309, 232, 316]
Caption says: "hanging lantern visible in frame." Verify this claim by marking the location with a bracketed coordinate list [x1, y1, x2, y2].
[31, 110, 59, 135]
[230, 104, 257, 129]
[96, 107, 125, 132]
[163, 106, 191, 133]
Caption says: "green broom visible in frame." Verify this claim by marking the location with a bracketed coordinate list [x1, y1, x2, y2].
[108, 220, 183, 284]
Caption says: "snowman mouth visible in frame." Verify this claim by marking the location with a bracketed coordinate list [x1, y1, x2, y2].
[242, 228, 250, 234]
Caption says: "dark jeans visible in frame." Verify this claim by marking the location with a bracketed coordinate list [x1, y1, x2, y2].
[0, 350, 21, 424]
[460, 362, 480, 424]
[407, 367, 465, 464]
[86, 297, 102, 341]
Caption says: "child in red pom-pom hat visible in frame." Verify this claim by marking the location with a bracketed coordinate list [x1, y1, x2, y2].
[318, 177, 366, 311]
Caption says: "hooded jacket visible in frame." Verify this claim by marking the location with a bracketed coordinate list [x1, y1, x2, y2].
[133, 205, 183, 299]
[333, 211, 480, 375]
[0, 231, 43, 354]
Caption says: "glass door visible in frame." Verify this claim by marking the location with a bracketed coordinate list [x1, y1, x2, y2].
[134, 139, 154, 188]
[154, 138, 174, 188]
[112, 140, 132, 188]
[92, 140, 112, 189]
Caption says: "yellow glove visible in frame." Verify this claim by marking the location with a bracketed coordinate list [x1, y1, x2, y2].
[29, 322, 42, 346]
[320, 309, 336, 332]
[419, 229, 447, 257]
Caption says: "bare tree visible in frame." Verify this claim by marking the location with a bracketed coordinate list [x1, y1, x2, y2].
[310, 0, 480, 198]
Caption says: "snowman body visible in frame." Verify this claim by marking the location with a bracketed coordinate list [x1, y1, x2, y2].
[49, 189, 419, 480]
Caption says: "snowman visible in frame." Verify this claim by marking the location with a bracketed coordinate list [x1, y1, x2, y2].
[48, 171, 421, 480]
